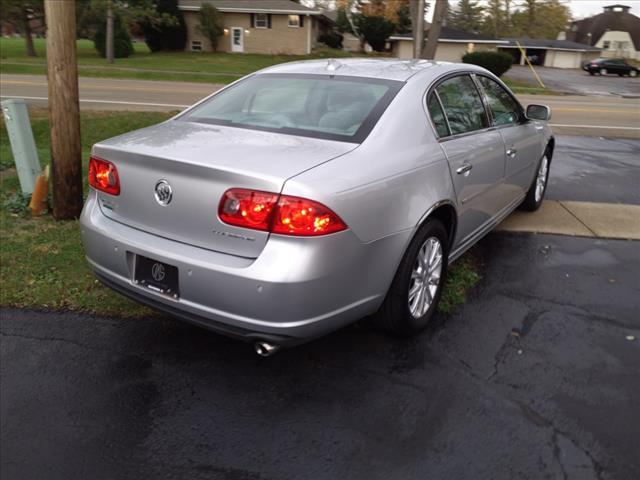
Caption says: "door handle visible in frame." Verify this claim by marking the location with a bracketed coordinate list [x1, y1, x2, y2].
[456, 163, 473, 175]
[507, 148, 517, 158]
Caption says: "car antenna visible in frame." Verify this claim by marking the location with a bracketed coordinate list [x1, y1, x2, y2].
[326, 58, 342, 72]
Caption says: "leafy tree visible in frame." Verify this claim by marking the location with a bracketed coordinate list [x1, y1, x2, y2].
[93, 10, 134, 58]
[335, 7, 353, 34]
[136, 0, 186, 51]
[0, 0, 44, 56]
[446, 0, 484, 34]
[481, 0, 507, 38]
[356, 14, 394, 51]
[197, 3, 224, 52]
[394, 2, 412, 34]
[510, 0, 570, 39]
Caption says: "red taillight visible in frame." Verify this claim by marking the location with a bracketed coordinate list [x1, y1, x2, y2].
[88, 156, 120, 196]
[219, 188, 347, 236]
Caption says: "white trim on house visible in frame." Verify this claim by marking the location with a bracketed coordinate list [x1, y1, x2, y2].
[498, 45, 597, 53]
[306, 14, 311, 54]
[179, 6, 321, 14]
[388, 36, 508, 44]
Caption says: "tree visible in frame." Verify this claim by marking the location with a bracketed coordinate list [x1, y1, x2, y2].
[356, 14, 395, 51]
[0, 0, 44, 57]
[511, 0, 570, 39]
[423, 0, 448, 59]
[335, 7, 353, 33]
[197, 3, 224, 52]
[481, 0, 507, 38]
[93, 9, 134, 58]
[133, 0, 186, 52]
[446, 0, 484, 34]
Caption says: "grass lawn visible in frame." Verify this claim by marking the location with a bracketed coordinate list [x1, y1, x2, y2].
[0, 37, 551, 94]
[0, 109, 479, 318]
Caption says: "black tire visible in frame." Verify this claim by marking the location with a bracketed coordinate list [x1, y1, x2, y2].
[520, 149, 551, 212]
[588, 71, 595, 76]
[374, 219, 448, 335]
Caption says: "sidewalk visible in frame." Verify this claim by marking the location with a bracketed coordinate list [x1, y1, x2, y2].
[498, 200, 640, 240]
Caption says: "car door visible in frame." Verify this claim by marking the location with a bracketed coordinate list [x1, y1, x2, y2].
[428, 74, 507, 245]
[475, 74, 542, 201]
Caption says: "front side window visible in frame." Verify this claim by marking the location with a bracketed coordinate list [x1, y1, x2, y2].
[180, 74, 403, 143]
[255, 13, 268, 28]
[477, 76, 521, 126]
[436, 75, 488, 135]
[427, 93, 449, 137]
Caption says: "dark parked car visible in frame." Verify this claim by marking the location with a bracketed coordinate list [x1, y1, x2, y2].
[583, 58, 638, 77]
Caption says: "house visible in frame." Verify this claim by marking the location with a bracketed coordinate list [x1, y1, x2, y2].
[564, 4, 640, 60]
[498, 38, 602, 69]
[178, 0, 333, 55]
[388, 27, 508, 61]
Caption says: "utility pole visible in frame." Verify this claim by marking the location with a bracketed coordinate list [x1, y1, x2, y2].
[44, 0, 83, 220]
[106, 2, 114, 64]
[413, 0, 425, 58]
[423, 0, 448, 59]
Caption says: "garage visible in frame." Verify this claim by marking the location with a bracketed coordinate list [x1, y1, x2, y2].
[499, 38, 602, 69]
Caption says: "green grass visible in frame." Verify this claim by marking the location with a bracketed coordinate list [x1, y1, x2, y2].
[503, 77, 558, 95]
[0, 108, 479, 318]
[0, 37, 364, 84]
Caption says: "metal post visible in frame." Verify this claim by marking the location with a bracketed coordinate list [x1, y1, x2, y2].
[106, 3, 114, 64]
[1, 99, 41, 194]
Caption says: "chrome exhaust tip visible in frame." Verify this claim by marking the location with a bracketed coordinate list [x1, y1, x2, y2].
[254, 341, 280, 357]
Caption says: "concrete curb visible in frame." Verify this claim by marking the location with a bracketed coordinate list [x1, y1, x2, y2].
[497, 200, 640, 240]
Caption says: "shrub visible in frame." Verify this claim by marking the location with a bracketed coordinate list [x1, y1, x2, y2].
[197, 4, 224, 52]
[462, 51, 513, 77]
[319, 32, 343, 49]
[93, 14, 134, 58]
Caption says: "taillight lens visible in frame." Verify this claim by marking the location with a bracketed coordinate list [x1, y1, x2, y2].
[219, 188, 347, 236]
[88, 156, 120, 195]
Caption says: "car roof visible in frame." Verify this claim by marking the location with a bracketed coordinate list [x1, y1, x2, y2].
[259, 58, 484, 83]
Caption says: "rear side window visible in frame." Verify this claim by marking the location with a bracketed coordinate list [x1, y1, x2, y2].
[435, 75, 488, 135]
[427, 93, 449, 137]
[477, 76, 521, 126]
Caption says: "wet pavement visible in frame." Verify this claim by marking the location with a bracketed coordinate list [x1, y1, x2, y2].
[547, 135, 640, 204]
[504, 65, 640, 97]
[2, 233, 639, 480]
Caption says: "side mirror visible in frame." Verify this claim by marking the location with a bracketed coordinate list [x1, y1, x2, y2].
[526, 104, 551, 121]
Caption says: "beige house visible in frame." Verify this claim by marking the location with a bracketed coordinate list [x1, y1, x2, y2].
[389, 28, 507, 62]
[178, 0, 332, 55]
[498, 39, 601, 69]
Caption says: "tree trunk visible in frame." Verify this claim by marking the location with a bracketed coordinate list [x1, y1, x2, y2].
[422, 0, 448, 59]
[106, 4, 114, 64]
[24, 8, 36, 57]
[411, 0, 425, 59]
[44, 0, 83, 220]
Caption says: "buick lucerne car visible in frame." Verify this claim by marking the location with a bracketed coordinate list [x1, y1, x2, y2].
[583, 57, 639, 77]
[80, 59, 553, 355]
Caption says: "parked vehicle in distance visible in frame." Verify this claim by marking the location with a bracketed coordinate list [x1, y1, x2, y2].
[80, 59, 554, 355]
[583, 58, 639, 77]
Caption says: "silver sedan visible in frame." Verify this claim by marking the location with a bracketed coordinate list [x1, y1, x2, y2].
[80, 59, 553, 355]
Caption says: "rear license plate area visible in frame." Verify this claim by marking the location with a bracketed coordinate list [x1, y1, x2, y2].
[134, 255, 179, 298]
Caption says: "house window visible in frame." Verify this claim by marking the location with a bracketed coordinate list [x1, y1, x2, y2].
[255, 13, 268, 28]
[603, 40, 610, 49]
[191, 40, 202, 52]
[288, 15, 301, 27]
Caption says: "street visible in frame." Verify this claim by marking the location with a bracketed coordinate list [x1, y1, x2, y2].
[1, 74, 639, 138]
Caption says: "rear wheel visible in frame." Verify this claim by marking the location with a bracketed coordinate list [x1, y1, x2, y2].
[589, 71, 595, 76]
[520, 152, 550, 212]
[375, 219, 448, 335]
[599, 68, 608, 75]
[630, 70, 638, 78]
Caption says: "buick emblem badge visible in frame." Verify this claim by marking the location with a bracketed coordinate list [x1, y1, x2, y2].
[154, 180, 172, 206]
[151, 263, 165, 282]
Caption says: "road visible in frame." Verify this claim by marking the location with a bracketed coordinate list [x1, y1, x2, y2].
[2, 233, 639, 480]
[1, 74, 639, 138]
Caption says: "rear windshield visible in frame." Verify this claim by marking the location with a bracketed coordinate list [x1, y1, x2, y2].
[178, 73, 404, 143]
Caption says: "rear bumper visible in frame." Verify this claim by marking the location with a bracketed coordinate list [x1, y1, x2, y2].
[80, 191, 409, 344]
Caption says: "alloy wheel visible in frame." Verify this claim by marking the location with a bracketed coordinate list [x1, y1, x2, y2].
[408, 237, 443, 318]
[535, 155, 549, 203]
[600, 68, 607, 75]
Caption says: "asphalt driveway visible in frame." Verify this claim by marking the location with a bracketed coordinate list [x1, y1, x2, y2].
[504, 65, 640, 97]
[2, 233, 639, 480]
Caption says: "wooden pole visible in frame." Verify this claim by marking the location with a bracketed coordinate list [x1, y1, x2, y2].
[413, 0, 425, 59]
[45, 0, 83, 220]
[106, 3, 114, 64]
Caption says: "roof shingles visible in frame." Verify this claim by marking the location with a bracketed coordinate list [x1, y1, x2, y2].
[178, 0, 319, 14]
